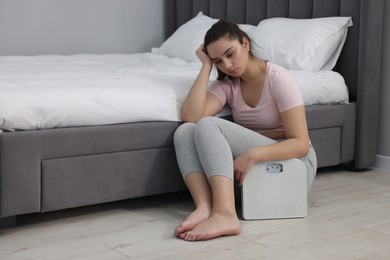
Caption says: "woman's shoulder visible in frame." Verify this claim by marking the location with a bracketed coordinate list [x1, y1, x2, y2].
[266, 62, 296, 83]
[266, 62, 291, 75]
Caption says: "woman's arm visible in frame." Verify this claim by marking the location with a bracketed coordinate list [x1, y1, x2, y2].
[181, 45, 224, 123]
[234, 105, 310, 185]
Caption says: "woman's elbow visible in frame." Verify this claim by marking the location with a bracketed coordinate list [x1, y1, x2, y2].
[299, 142, 310, 157]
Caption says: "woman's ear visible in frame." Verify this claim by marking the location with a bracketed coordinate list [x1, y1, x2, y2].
[242, 37, 250, 51]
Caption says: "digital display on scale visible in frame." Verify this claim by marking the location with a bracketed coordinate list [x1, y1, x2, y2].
[265, 163, 284, 174]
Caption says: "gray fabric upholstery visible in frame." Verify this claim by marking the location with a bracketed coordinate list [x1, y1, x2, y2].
[306, 104, 356, 167]
[40, 121, 181, 159]
[0, 122, 184, 218]
[42, 147, 185, 212]
[0, 132, 41, 217]
[354, 0, 384, 168]
[310, 128, 341, 167]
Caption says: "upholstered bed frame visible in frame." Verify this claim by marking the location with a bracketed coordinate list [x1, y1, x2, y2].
[0, 0, 384, 227]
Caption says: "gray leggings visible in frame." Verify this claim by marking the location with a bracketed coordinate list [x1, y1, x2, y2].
[173, 117, 317, 192]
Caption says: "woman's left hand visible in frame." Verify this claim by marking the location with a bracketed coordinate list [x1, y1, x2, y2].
[233, 148, 257, 186]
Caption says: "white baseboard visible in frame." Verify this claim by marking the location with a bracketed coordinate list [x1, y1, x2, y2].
[375, 155, 390, 171]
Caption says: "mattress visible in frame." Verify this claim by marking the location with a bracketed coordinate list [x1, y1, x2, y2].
[0, 53, 349, 131]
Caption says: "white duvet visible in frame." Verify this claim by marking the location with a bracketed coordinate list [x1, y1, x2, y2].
[0, 53, 349, 131]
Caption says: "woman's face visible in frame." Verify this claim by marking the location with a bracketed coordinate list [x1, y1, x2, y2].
[206, 36, 250, 78]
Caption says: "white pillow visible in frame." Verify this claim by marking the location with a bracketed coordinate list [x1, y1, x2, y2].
[152, 12, 217, 62]
[250, 17, 353, 72]
[152, 12, 257, 62]
[291, 70, 349, 105]
[238, 24, 256, 35]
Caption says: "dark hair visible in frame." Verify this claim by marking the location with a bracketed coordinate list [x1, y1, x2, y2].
[204, 19, 255, 80]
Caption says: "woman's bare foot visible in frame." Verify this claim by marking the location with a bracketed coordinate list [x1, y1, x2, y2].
[175, 207, 211, 237]
[180, 212, 241, 241]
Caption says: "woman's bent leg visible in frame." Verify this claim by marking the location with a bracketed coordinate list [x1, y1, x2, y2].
[173, 123, 212, 237]
[174, 123, 204, 177]
[176, 172, 212, 238]
[181, 176, 240, 241]
[179, 117, 274, 241]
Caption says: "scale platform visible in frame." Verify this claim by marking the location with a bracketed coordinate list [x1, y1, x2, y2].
[241, 158, 307, 220]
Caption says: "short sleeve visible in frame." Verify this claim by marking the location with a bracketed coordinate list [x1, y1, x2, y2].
[208, 78, 234, 106]
[270, 69, 304, 112]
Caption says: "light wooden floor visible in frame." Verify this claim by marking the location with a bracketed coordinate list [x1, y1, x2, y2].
[1, 166, 390, 259]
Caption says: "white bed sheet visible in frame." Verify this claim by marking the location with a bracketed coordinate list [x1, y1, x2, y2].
[0, 53, 348, 131]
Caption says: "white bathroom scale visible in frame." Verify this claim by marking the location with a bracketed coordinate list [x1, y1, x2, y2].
[241, 158, 307, 220]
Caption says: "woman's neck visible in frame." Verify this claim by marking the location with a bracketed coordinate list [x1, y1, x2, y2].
[240, 59, 266, 85]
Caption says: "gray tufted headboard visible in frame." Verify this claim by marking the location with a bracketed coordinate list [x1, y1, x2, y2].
[165, 0, 384, 168]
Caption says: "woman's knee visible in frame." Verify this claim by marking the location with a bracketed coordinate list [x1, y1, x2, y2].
[195, 117, 223, 135]
[197, 116, 221, 127]
[174, 122, 196, 145]
[174, 118, 220, 148]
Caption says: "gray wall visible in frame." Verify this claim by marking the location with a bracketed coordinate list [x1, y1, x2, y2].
[0, 0, 165, 55]
[376, 0, 390, 170]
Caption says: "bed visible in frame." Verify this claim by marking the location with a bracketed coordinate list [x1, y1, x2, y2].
[0, 0, 384, 227]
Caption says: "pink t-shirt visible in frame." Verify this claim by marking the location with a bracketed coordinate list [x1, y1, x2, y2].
[208, 62, 303, 134]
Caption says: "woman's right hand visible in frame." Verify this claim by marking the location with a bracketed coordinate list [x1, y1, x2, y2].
[195, 44, 213, 66]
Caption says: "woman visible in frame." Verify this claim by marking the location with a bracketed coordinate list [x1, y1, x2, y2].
[173, 19, 317, 241]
